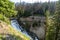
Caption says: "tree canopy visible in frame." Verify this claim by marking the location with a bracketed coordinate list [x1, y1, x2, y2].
[0, 0, 17, 18]
[46, 0, 60, 40]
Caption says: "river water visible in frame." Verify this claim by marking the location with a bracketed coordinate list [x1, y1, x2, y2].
[11, 19, 39, 40]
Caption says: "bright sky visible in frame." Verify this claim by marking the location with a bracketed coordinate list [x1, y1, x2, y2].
[10, 0, 58, 3]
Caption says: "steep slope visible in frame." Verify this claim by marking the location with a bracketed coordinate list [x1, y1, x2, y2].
[0, 20, 30, 40]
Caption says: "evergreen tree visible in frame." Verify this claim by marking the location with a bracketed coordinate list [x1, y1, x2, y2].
[46, 0, 60, 40]
[54, 0, 60, 40]
[45, 10, 56, 40]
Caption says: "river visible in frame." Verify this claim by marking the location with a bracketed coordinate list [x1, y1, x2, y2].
[11, 19, 39, 40]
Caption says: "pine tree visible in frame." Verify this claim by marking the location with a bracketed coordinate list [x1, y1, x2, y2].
[46, 0, 60, 40]
[45, 10, 56, 40]
[54, 0, 60, 40]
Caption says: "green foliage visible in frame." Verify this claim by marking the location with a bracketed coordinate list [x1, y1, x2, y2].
[45, 11, 56, 40]
[0, 14, 10, 24]
[54, 0, 60, 40]
[0, 14, 4, 20]
[0, 0, 17, 24]
[46, 1, 60, 40]
[16, 2, 56, 17]
[0, 0, 17, 18]
[23, 11, 31, 17]
[17, 8, 31, 17]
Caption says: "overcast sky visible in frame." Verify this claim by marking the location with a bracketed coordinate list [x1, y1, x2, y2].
[10, 0, 58, 3]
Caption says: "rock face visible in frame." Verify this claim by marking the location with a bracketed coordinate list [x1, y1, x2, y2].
[20, 16, 46, 39]
[30, 26, 45, 39]
[29, 16, 46, 39]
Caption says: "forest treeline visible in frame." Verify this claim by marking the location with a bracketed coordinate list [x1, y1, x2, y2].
[15, 1, 56, 17]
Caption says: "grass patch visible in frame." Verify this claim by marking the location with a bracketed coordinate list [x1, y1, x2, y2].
[0, 14, 31, 40]
[0, 34, 23, 40]
[9, 25, 31, 40]
[0, 21, 31, 40]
